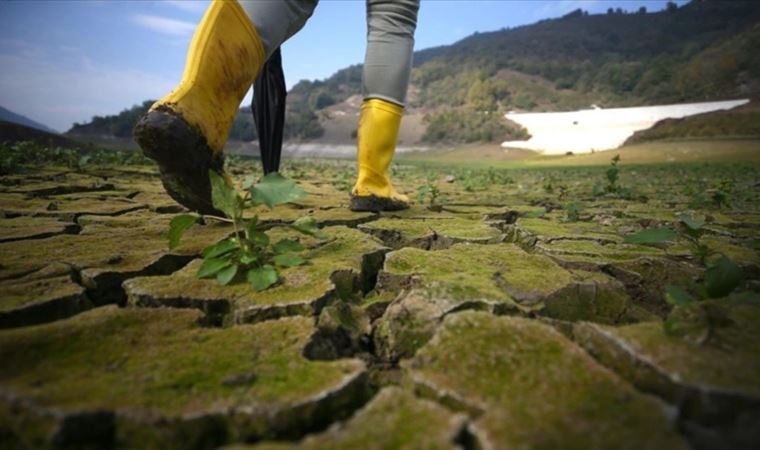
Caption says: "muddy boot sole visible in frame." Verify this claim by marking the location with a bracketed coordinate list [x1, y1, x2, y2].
[133, 107, 224, 215]
[349, 194, 409, 212]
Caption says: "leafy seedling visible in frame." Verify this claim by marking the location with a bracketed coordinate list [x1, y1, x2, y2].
[662, 256, 744, 343]
[704, 256, 744, 299]
[605, 154, 621, 194]
[168, 171, 324, 291]
[561, 202, 583, 222]
[623, 213, 712, 265]
[486, 168, 513, 185]
[333, 170, 353, 192]
[417, 174, 444, 211]
[709, 179, 733, 209]
[677, 213, 713, 266]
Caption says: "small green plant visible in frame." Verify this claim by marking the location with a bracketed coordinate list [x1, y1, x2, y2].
[486, 167, 514, 185]
[623, 213, 746, 341]
[605, 154, 621, 193]
[543, 174, 557, 194]
[390, 163, 400, 178]
[417, 174, 444, 210]
[169, 171, 323, 291]
[593, 154, 633, 198]
[665, 256, 744, 308]
[662, 256, 745, 344]
[0, 140, 150, 174]
[709, 179, 733, 209]
[333, 170, 353, 192]
[561, 201, 583, 222]
[675, 213, 714, 265]
[557, 184, 569, 201]
[283, 161, 306, 179]
[623, 213, 713, 265]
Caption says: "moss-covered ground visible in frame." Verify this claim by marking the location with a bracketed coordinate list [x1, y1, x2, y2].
[1, 155, 759, 449]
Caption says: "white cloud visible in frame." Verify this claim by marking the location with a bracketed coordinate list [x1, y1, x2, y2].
[132, 14, 196, 36]
[0, 47, 176, 132]
[162, 0, 209, 13]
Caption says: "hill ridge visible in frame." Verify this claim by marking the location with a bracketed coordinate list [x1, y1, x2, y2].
[0, 106, 58, 134]
[68, 0, 760, 146]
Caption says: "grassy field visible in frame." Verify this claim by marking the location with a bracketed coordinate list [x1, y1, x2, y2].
[401, 138, 760, 168]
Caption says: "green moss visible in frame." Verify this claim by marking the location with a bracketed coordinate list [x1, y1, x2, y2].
[0, 216, 75, 242]
[622, 207, 679, 223]
[128, 191, 181, 211]
[516, 217, 623, 243]
[382, 243, 573, 307]
[537, 239, 665, 263]
[437, 204, 516, 218]
[232, 387, 464, 450]
[0, 306, 366, 447]
[357, 290, 397, 321]
[703, 236, 760, 266]
[0, 273, 83, 312]
[576, 299, 760, 398]
[77, 210, 174, 229]
[373, 290, 465, 361]
[360, 216, 502, 248]
[382, 243, 635, 323]
[247, 387, 464, 450]
[317, 302, 369, 339]
[377, 205, 457, 220]
[540, 272, 630, 324]
[124, 226, 386, 323]
[256, 204, 374, 228]
[0, 192, 144, 217]
[359, 290, 397, 309]
[407, 312, 687, 450]
[0, 219, 231, 281]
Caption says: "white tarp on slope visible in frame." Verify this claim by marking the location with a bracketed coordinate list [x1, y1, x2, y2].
[501, 99, 749, 155]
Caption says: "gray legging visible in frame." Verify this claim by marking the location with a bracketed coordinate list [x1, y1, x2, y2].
[239, 0, 419, 106]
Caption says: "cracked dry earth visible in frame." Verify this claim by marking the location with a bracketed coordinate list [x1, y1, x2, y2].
[1, 161, 759, 450]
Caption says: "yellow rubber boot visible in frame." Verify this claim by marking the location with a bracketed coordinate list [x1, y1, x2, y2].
[350, 99, 410, 212]
[133, 0, 265, 214]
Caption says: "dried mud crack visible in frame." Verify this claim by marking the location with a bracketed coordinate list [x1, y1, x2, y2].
[1, 163, 759, 450]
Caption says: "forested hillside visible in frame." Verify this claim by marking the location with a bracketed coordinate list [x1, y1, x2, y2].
[67, 100, 259, 142]
[68, 0, 760, 145]
[410, 1, 760, 109]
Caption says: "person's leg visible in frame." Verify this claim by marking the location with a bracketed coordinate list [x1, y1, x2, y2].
[362, 0, 418, 106]
[240, 0, 317, 60]
[351, 0, 420, 212]
[134, 0, 317, 214]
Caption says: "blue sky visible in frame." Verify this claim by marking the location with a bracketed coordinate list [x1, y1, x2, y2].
[0, 0, 687, 132]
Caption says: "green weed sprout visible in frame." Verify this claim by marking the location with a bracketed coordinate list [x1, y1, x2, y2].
[561, 201, 583, 222]
[623, 213, 715, 265]
[168, 171, 324, 292]
[605, 154, 621, 194]
[593, 154, 635, 199]
[623, 213, 746, 340]
[333, 170, 353, 192]
[417, 174, 444, 211]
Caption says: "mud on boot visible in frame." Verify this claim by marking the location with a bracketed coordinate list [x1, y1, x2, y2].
[350, 194, 409, 212]
[133, 0, 265, 215]
[133, 107, 224, 215]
